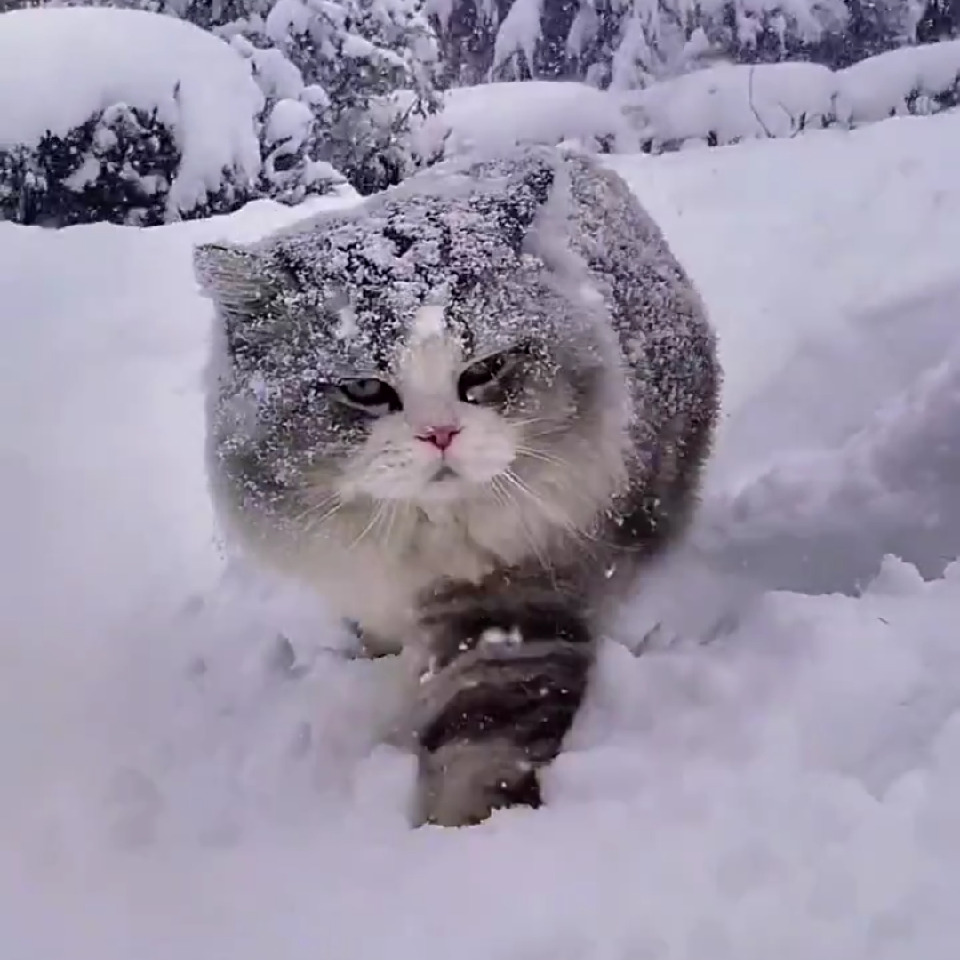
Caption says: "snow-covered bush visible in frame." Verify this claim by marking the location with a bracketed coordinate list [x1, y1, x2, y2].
[0, 0, 442, 227]
[0, 7, 265, 226]
[0, 104, 186, 227]
[836, 38, 960, 123]
[621, 62, 839, 152]
[225, 32, 348, 203]
[253, 0, 442, 192]
[213, 0, 442, 195]
[408, 80, 639, 164]
[618, 39, 960, 154]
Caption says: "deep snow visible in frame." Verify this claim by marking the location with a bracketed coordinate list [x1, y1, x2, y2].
[4, 104, 960, 958]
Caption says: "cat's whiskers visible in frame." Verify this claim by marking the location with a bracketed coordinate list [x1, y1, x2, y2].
[492, 472, 555, 575]
[515, 445, 604, 517]
[522, 425, 570, 445]
[503, 465, 600, 555]
[345, 501, 388, 552]
[380, 498, 406, 554]
[294, 492, 344, 535]
[515, 445, 569, 469]
[508, 416, 552, 429]
[289, 491, 336, 523]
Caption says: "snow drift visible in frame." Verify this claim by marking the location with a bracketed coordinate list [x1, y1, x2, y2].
[414, 41, 960, 166]
[410, 79, 640, 161]
[622, 40, 960, 152]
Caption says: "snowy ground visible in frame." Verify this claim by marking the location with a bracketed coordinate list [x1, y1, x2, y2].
[4, 108, 960, 958]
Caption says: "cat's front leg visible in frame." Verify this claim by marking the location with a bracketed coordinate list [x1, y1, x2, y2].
[410, 577, 596, 827]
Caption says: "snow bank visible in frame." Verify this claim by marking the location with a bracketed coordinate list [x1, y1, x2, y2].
[608, 110, 960, 425]
[417, 41, 960, 166]
[620, 40, 960, 152]
[622, 61, 837, 149]
[695, 345, 960, 596]
[0, 7, 263, 217]
[411, 80, 639, 162]
[837, 39, 960, 124]
[5, 103, 960, 958]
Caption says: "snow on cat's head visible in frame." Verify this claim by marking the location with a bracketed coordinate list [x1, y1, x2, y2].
[193, 148, 624, 554]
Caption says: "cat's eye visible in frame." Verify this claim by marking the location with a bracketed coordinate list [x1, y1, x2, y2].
[337, 378, 401, 414]
[457, 350, 516, 403]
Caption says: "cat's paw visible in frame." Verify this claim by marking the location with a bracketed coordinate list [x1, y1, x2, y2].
[414, 740, 542, 828]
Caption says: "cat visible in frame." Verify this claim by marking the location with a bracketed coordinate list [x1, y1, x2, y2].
[193, 145, 721, 827]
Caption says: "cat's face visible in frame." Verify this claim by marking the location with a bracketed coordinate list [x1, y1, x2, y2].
[195, 152, 626, 541]
[331, 306, 536, 505]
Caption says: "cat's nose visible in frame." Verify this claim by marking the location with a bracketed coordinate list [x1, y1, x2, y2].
[416, 425, 461, 451]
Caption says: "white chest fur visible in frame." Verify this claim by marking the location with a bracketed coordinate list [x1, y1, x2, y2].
[286, 496, 531, 654]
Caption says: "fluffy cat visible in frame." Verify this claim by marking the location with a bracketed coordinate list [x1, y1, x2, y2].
[193, 145, 721, 827]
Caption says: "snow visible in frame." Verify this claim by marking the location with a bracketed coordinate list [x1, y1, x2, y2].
[230, 34, 306, 101]
[6, 95, 960, 958]
[491, 0, 544, 78]
[622, 61, 838, 147]
[621, 41, 960, 151]
[264, 97, 314, 147]
[411, 42, 960, 166]
[440, 0, 851, 89]
[0, 7, 264, 217]
[836, 39, 960, 124]
[607, 111, 960, 432]
[411, 80, 640, 162]
[265, 0, 316, 44]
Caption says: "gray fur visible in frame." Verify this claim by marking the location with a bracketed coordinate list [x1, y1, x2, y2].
[194, 145, 721, 827]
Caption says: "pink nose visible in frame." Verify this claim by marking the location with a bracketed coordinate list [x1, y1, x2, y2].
[416, 425, 461, 451]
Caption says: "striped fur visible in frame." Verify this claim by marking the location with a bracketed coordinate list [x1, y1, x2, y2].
[411, 578, 593, 825]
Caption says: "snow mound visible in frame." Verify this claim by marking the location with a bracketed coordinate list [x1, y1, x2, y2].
[623, 61, 837, 148]
[696, 345, 960, 597]
[837, 39, 960, 124]
[608, 110, 960, 423]
[0, 7, 264, 217]
[620, 40, 960, 152]
[411, 80, 639, 161]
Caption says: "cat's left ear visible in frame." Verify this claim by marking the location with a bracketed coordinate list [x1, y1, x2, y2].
[469, 153, 557, 254]
[498, 155, 557, 251]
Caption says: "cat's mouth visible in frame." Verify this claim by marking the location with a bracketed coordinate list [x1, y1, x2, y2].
[430, 464, 459, 483]
[414, 462, 468, 505]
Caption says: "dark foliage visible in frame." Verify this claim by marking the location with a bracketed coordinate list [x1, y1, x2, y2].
[0, 102, 251, 227]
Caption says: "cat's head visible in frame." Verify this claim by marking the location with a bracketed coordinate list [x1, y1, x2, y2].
[194, 150, 627, 543]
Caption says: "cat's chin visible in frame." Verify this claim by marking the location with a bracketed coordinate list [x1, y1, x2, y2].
[413, 474, 474, 505]
[400, 468, 504, 510]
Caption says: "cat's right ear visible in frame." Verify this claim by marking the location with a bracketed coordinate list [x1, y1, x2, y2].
[194, 242, 271, 325]
[194, 242, 290, 363]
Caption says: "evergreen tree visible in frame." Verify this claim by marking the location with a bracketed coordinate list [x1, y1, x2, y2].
[427, 0, 941, 89]
[239, 0, 442, 193]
